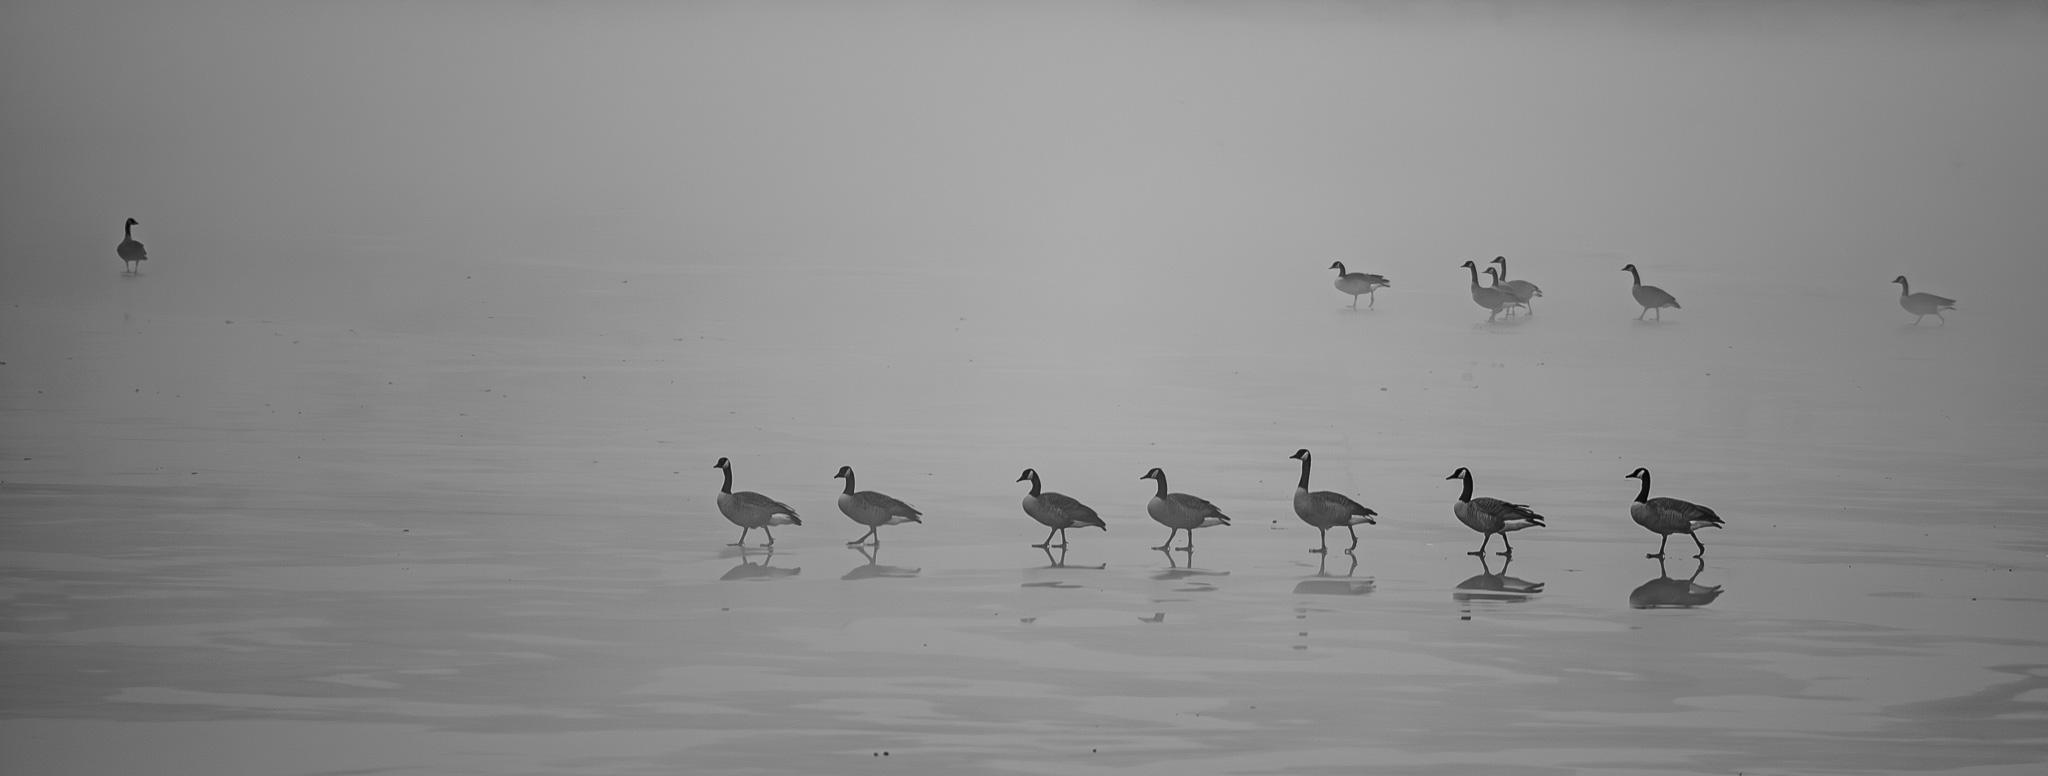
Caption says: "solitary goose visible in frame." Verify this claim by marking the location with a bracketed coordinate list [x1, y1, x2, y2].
[1621, 264, 1680, 320]
[1892, 275, 1956, 325]
[834, 465, 922, 546]
[1328, 261, 1391, 309]
[1489, 256, 1542, 315]
[1445, 467, 1547, 556]
[1460, 260, 1517, 322]
[1625, 467, 1724, 558]
[712, 457, 802, 547]
[117, 218, 148, 273]
[1140, 467, 1231, 551]
[1017, 468, 1106, 548]
[1288, 449, 1377, 554]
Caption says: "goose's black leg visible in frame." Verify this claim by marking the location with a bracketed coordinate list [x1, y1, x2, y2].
[1498, 532, 1515, 557]
[1469, 533, 1492, 557]
[1648, 533, 1669, 559]
[1311, 527, 1328, 554]
[1033, 527, 1057, 549]
[1691, 532, 1707, 557]
[763, 526, 776, 547]
[847, 527, 877, 546]
[1153, 528, 1177, 552]
[1346, 525, 1360, 554]
[728, 527, 750, 547]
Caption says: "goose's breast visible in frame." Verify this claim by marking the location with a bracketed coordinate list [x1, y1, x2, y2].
[1023, 495, 1062, 527]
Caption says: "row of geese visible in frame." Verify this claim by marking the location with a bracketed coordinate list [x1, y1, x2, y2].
[713, 450, 1728, 559]
[1328, 255, 1960, 324]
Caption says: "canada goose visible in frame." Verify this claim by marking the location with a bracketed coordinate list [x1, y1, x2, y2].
[1621, 264, 1680, 320]
[117, 218, 148, 273]
[712, 457, 801, 547]
[1489, 256, 1542, 315]
[1892, 276, 1956, 325]
[1627, 558, 1724, 609]
[1328, 261, 1391, 309]
[1140, 467, 1231, 551]
[1018, 468, 1106, 548]
[1484, 267, 1522, 316]
[1460, 260, 1517, 322]
[834, 465, 922, 545]
[1288, 449, 1377, 554]
[1445, 467, 1547, 556]
[1625, 467, 1724, 558]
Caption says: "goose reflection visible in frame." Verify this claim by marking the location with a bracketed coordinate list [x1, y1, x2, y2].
[1037, 545, 1106, 570]
[1293, 552, 1375, 595]
[1453, 555, 1545, 602]
[1151, 547, 1230, 580]
[842, 545, 921, 581]
[718, 547, 801, 582]
[1628, 557, 1724, 609]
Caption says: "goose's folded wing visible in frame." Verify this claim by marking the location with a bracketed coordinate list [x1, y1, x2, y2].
[732, 491, 799, 517]
[1040, 491, 1099, 523]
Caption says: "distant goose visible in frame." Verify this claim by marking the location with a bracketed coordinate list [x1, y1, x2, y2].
[1489, 256, 1542, 315]
[1140, 467, 1231, 551]
[1460, 260, 1517, 322]
[1445, 467, 1547, 556]
[1621, 264, 1680, 320]
[1484, 267, 1521, 315]
[1892, 275, 1956, 325]
[1328, 261, 1391, 309]
[712, 457, 801, 547]
[1625, 467, 1724, 558]
[117, 218, 148, 273]
[1288, 449, 1377, 555]
[1017, 468, 1106, 548]
[834, 465, 922, 546]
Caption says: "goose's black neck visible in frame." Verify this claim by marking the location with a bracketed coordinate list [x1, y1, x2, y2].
[1332, 263, 1346, 275]
[1465, 264, 1481, 289]
[840, 472, 856, 495]
[1897, 279, 1911, 296]
[1626, 266, 1642, 287]
[1025, 472, 1041, 497]
[1296, 454, 1312, 489]
[124, 221, 134, 240]
[1493, 258, 1509, 279]
[720, 465, 732, 494]
[1633, 473, 1651, 504]
[1151, 475, 1169, 498]
[1457, 471, 1473, 502]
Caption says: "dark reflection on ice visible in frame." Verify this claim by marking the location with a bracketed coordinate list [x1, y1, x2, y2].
[840, 545, 920, 581]
[1628, 557, 1725, 609]
[1292, 553, 1375, 596]
[1151, 549, 1226, 592]
[1034, 545, 1105, 570]
[1452, 555, 1545, 603]
[717, 547, 799, 582]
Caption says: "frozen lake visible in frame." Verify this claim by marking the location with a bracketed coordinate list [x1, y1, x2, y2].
[5, 1, 2048, 774]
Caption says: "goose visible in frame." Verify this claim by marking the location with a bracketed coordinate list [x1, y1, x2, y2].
[1460, 260, 1517, 322]
[712, 457, 801, 547]
[1625, 467, 1724, 558]
[834, 465, 922, 545]
[1627, 558, 1724, 609]
[1328, 261, 1391, 309]
[117, 218, 148, 273]
[1489, 256, 1542, 315]
[1288, 449, 1377, 554]
[1892, 276, 1956, 325]
[1017, 468, 1107, 548]
[1484, 267, 1523, 316]
[1621, 264, 1680, 320]
[1140, 467, 1231, 551]
[1445, 467, 1547, 556]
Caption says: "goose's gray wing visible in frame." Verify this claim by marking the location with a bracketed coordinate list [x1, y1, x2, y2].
[1471, 497, 1546, 525]
[856, 490, 922, 517]
[1166, 492, 1229, 520]
[1308, 490, 1375, 517]
[731, 490, 799, 517]
[1040, 491, 1103, 527]
[1648, 496, 1721, 527]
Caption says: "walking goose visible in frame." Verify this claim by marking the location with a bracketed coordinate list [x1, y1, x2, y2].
[1489, 256, 1542, 315]
[1625, 467, 1724, 558]
[834, 465, 922, 546]
[712, 457, 802, 547]
[1140, 467, 1231, 551]
[1460, 260, 1517, 322]
[1445, 467, 1547, 556]
[1622, 264, 1680, 320]
[1892, 276, 1957, 325]
[1018, 468, 1106, 548]
[1289, 449, 1377, 554]
[1328, 261, 1391, 309]
[117, 218, 148, 273]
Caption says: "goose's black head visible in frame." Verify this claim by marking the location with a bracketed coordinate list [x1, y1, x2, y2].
[713, 457, 731, 470]
[1625, 467, 1651, 480]
[1445, 467, 1471, 481]
[1016, 468, 1037, 483]
[1459, 260, 1478, 270]
[1484, 267, 1501, 280]
[1490, 256, 1507, 265]
[833, 465, 854, 479]
[125, 218, 139, 227]
[1140, 467, 1165, 481]
[1892, 275, 1909, 285]
[1289, 449, 1310, 461]
[1621, 263, 1639, 272]
[1329, 261, 1346, 272]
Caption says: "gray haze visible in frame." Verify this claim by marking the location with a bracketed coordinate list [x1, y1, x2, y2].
[4, 1, 2048, 774]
